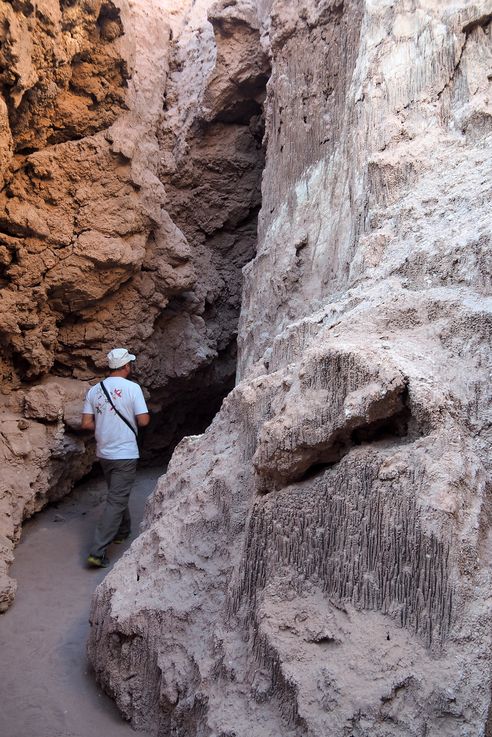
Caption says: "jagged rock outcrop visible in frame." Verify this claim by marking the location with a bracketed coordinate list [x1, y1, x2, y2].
[88, 1, 492, 735]
[0, 0, 267, 608]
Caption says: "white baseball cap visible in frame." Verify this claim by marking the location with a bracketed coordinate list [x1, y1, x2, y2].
[107, 348, 136, 369]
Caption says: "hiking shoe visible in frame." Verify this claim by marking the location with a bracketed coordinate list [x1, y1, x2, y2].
[112, 533, 130, 544]
[87, 554, 110, 568]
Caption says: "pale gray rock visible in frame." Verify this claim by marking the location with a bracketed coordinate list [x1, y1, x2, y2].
[88, 0, 492, 736]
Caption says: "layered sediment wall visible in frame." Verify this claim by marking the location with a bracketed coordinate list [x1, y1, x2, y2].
[87, 1, 492, 735]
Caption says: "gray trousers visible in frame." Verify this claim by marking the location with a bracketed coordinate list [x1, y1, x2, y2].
[90, 459, 137, 558]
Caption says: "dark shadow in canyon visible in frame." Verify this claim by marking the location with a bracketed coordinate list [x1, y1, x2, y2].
[141, 56, 270, 463]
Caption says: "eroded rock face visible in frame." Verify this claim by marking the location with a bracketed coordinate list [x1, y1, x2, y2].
[145, 0, 269, 450]
[88, 0, 492, 735]
[0, 0, 267, 608]
[0, 378, 92, 611]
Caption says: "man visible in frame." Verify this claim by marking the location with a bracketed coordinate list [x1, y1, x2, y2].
[81, 347, 150, 568]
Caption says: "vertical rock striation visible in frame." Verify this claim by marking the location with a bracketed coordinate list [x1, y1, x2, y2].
[88, 0, 492, 733]
[88, 0, 492, 734]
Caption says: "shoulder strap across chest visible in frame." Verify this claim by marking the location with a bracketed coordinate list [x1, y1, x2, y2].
[100, 381, 138, 438]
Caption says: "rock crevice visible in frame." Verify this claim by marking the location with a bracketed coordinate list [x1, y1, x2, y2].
[0, 0, 268, 608]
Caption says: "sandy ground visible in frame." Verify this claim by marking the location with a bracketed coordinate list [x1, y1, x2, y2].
[0, 466, 163, 737]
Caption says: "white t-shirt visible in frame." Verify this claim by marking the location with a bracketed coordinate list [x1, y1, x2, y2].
[83, 377, 148, 460]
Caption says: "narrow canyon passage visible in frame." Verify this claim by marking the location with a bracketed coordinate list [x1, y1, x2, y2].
[0, 1, 490, 735]
[0, 467, 162, 737]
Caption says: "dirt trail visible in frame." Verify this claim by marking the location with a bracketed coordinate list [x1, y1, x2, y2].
[0, 467, 163, 737]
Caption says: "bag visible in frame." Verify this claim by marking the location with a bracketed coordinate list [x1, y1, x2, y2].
[100, 380, 140, 451]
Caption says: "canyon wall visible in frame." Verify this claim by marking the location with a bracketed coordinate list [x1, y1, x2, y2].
[88, 0, 492, 736]
[0, 0, 266, 609]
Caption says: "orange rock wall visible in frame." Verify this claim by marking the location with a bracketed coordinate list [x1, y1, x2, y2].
[0, 0, 268, 608]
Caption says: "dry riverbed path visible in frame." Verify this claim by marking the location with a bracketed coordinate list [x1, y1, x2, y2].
[0, 467, 163, 737]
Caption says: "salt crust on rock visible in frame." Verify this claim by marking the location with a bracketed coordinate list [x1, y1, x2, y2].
[88, 0, 492, 735]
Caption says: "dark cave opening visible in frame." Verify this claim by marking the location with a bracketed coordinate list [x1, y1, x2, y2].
[140, 339, 238, 466]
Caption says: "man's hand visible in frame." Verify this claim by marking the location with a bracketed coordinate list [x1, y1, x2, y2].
[136, 413, 150, 428]
[81, 413, 96, 431]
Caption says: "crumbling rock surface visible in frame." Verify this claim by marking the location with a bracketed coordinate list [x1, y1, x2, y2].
[252, 343, 409, 489]
[88, 0, 492, 735]
[147, 0, 269, 450]
[0, 377, 92, 611]
[0, 0, 267, 607]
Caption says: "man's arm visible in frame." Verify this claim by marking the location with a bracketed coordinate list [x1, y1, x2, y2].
[135, 412, 150, 428]
[81, 413, 95, 431]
